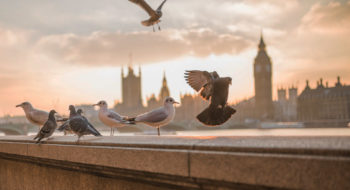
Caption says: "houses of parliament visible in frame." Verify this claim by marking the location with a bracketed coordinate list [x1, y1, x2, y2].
[113, 58, 207, 123]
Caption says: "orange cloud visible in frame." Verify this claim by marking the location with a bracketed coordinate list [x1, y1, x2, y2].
[36, 28, 251, 66]
[299, 1, 350, 34]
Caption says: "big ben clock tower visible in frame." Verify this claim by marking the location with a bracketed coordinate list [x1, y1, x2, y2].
[253, 33, 274, 120]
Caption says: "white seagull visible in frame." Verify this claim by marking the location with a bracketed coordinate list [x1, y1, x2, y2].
[128, 97, 179, 136]
[16, 102, 49, 129]
[94, 100, 131, 136]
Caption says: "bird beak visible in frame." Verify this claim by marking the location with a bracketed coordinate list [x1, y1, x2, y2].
[174, 101, 180, 105]
[15, 104, 22, 108]
[92, 104, 98, 106]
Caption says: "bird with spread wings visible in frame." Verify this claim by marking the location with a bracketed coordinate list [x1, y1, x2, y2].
[129, 0, 167, 32]
[185, 70, 236, 126]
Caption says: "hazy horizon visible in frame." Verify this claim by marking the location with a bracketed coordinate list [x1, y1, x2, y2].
[1, 0, 349, 116]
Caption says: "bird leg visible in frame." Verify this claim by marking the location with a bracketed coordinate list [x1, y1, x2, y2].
[153, 25, 155, 32]
[112, 128, 115, 136]
[76, 136, 81, 144]
[157, 23, 161, 31]
[157, 127, 160, 136]
[110, 128, 113, 136]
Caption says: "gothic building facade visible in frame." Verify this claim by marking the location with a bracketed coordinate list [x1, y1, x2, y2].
[253, 34, 274, 120]
[297, 77, 350, 121]
[275, 87, 298, 121]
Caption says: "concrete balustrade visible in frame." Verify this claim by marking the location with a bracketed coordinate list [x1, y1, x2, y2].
[0, 135, 349, 190]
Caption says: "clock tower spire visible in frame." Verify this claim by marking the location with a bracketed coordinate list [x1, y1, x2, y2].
[253, 32, 273, 120]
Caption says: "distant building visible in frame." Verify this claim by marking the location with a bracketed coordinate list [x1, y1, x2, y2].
[115, 55, 144, 115]
[253, 33, 274, 120]
[175, 94, 208, 122]
[232, 97, 255, 122]
[121, 66, 143, 110]
[275, 87, 297, 121]
[297, 77, 350, 121]
[146, 73, 171, 110]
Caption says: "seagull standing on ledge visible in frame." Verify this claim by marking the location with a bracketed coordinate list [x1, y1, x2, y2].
[94, 100, 131, 136]
[34, 110, 57, 144]
[16, 102, 49, 129]
[127, 97, 179, 136]
[129, 0, 167, 32]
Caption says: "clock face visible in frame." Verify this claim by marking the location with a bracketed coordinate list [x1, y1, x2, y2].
[255, 65, 261, 72]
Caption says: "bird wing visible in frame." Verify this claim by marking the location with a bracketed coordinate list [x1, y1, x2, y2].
[70, 117, 100, 136]
[29, 109, 49, 125]
[184, 70, 214, 92]
[129, 0, 157, 17]
[37, 120, 56, 138]
[136, 107, 168, 123]
[83, 116, 101, 136]
[156, 0, 167, 12]
[57, 120, 69, 131]
[107, 111, 124, 121]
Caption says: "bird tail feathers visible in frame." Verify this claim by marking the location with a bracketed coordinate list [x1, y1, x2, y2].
[125, 117, 136, 125]
[197, 104, 236, 126]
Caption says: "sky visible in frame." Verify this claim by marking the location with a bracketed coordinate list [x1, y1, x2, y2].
[0, 0, 349, 116]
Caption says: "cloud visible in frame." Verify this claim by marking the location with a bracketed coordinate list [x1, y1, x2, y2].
[299, 1, 350, 34]
[36, 28, 251, 66]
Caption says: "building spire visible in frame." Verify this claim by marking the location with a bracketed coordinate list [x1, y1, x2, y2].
[258, 31, 266, 51]
[128, 53, 134, 75]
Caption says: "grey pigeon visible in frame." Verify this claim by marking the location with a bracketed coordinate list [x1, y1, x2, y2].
[94, 100, 132, 136]
[57, 108, 85, 135]
[127, 97, 179, 136]
[16, 102, 49, 129]
[66, 105, 101, 142]
[185, 70, 236, 126]
[129, 0, 167, 32]
[33, 110, 57, 143]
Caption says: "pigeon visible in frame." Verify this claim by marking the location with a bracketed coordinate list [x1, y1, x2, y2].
[33, 110, 57, 143]
[127, 97, 179, 136]
[57, 108, 85, 135]
[129, 0, 167, 32]
[184, 70, 236, 126]
[65, 105, 101, 142]
[16, 102, 49, 129]
[94, 100, 132, 136]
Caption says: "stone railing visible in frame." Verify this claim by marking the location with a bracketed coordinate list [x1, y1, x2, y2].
[0, 135, 349, 190]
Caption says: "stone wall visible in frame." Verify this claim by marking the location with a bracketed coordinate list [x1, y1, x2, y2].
[0, 136, 350, 190]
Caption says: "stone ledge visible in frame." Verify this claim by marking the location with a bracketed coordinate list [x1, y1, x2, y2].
[0, 136, 350, 190]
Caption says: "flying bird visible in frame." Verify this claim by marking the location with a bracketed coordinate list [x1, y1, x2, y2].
[129, 0, 167, 32]
[64, 105, 101, 142]
[184, 70, 236, 126]
[16, 102, 49, 129]
[127, 97, 179, 136]
[94, 100, 132, 136]
[33, 110, 57, 143]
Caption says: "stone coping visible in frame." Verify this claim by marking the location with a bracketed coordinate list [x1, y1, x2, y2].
[0, 135, 350, 190]
[0, 135, 350, 156]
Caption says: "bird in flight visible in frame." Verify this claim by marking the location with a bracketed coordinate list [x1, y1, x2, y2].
[185, 70, 236, 126]
[129, 0, 167, 32]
